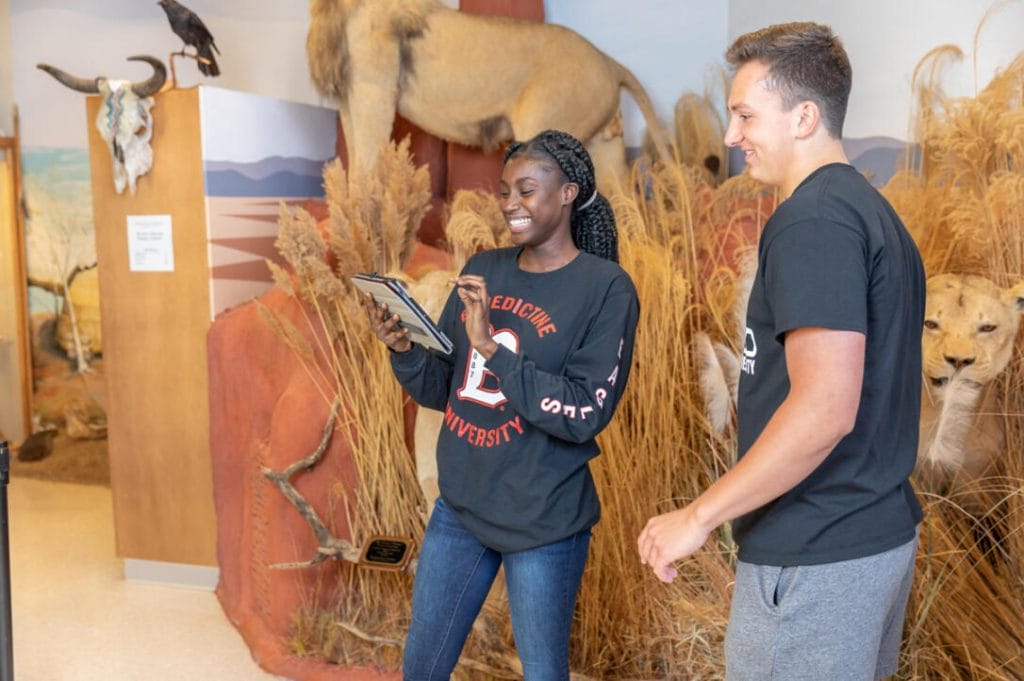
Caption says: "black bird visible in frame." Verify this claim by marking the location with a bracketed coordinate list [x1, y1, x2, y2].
[157, 0, 220, 77]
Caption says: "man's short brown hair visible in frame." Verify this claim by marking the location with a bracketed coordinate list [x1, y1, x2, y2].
[726, 22, 852, 138]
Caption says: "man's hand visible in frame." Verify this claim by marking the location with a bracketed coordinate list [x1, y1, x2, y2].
[362, 292, 412, 353]
[454, 274, 499, 358]
[637, 505, 713, 583]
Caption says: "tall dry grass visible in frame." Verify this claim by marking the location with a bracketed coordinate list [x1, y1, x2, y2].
[888, 41, 1024, 680]
[264, 139, 431, 667]
[571, 159, 768, 679]
[264, 121, 770, 677]
[264, 43, 1024, 680]
[676, 67, 734, 182]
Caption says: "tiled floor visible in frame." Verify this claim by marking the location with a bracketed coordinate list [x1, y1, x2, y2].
[7, 476, 281, 680]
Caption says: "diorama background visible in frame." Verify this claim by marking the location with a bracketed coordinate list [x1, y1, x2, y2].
[0, 0, 1020, 472]
[6, 0, 1022, 318]
[0, 2, 1020, 679]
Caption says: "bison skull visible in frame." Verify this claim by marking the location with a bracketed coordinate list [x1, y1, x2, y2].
[38, 55, 166, 194]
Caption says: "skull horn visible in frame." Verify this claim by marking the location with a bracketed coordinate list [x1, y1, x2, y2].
[36, 55, 167, 97]
[36, 63, 100, 94]
[126, 55, 167, 97]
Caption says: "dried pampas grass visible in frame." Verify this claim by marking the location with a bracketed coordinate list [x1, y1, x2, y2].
[444, 189, 509, 270]
[265, 121, 770, 677]
[263, 138, 432, 667]
[883, 20, 1024, 678]
[263, 34, 1024, 678]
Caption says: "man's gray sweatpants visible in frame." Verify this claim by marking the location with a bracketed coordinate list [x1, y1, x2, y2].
[725, 531, 918, 681]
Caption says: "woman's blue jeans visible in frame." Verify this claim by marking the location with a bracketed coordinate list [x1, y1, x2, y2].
[402, 497, 591, 681]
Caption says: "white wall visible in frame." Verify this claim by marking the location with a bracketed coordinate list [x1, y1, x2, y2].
[0, 0, 12, 135]
[546, 0, 729, 146]
[727, 0, 1024, 140]
[11, 1, 322, 149]
[9, 0, 722, 150]
[8, 1, 1023, 149]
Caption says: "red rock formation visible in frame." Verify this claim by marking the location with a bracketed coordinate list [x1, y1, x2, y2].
[209, 286, 395, 680]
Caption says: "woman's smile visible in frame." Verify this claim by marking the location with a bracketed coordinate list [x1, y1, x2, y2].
[507, 215, 532, 233]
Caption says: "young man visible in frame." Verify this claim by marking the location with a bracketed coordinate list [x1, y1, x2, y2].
[637, 22, 925, 680]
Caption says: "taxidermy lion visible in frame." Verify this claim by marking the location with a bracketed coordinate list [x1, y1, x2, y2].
[306, 0, 669, 192]
[917, 273, 1024, 491]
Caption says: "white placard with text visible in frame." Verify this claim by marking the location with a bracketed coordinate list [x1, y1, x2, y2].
[127, 215, 174, 272]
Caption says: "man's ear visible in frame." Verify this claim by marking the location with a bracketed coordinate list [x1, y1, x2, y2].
[792, 100, 822, 140]
[562, 182, 580, 206]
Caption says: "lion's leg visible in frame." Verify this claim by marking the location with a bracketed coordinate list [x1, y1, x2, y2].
[510, 95, 627, 196]
[344, 80, 400, 175]
[585, 114, 629, 197]
[343, 18, 402, 175]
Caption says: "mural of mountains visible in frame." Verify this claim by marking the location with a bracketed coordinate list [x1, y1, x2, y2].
[726, 135, 917, 187]
[204, 156, 331, 197]
[843, 136, 915, 186]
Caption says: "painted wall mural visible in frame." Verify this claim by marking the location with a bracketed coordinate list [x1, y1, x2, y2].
[199, 86, 336, 319]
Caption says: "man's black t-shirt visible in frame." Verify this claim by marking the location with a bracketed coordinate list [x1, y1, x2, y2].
[734, 163, 925, 566]
[391, 247, 639, 553]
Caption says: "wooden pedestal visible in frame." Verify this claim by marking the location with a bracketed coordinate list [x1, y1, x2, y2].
[87, 88, 216, 566]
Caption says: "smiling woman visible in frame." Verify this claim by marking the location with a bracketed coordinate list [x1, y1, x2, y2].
[365, 129, 640, 679]
[498, 153, 576, 262]
[502, 130, 620, 265]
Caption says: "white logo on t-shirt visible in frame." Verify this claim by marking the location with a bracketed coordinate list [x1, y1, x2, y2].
[742, 327, 757, 376]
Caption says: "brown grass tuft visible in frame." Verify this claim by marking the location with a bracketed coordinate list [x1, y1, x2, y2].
[444, 189, 509, 270]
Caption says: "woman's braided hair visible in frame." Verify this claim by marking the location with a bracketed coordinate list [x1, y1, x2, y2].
[503, 129, 619, 262]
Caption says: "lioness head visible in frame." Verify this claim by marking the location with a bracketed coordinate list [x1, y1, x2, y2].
[922, 273, 1024, 389]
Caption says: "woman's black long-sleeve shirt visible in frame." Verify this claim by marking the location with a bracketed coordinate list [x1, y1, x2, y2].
[390, 247, 639, 552]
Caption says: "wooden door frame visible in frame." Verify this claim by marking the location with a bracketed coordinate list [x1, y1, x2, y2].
[0, 108, 35, 445]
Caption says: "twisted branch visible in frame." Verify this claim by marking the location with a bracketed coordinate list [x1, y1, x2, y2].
[261, 399, 361, 568]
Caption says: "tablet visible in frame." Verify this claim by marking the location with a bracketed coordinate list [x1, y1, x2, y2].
[351, 273, 453, 355]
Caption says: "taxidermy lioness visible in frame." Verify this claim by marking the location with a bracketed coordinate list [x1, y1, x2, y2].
[916, 273, 1024, 490]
